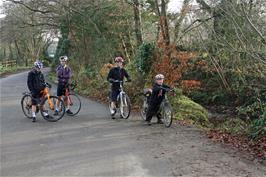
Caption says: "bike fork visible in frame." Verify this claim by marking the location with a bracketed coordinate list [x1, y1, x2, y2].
[119, 93, 123, 114]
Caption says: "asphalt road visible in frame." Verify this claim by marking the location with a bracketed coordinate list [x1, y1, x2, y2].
[0, 70, 265, 177]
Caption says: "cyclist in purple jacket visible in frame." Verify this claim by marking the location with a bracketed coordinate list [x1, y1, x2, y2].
[54, 56, 73, 115]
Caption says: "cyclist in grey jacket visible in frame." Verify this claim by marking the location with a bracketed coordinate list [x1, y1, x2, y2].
[27, 60, 50, 122]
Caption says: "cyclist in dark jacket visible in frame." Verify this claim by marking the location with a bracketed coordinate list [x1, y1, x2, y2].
[27, 60, 49, 122]
[54, 55, 73, 115]
[107, 56, 131, 117]
[145, 74, 170, 125]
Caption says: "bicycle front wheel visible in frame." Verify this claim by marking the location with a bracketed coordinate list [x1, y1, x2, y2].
[163, 105, 173, 127]
[68, 93, 81, 116]
[119, 93, 131, 119]
[21, 94, 33, 119]
[41, 96, 65, 122]
[140, 98, 148, 121]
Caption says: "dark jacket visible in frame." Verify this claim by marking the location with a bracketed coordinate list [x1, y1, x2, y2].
[149, 83, 170, 108]
[107, 67, 130, 90]
[56, 65, 71, 84]
[27, 69, 46, 94]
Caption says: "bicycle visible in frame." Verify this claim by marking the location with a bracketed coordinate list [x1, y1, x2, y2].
[108, 80, 131, 119]
[140, 87, 174, 127]
[21, 83, 66, 122]
[61, 81, 81, 116]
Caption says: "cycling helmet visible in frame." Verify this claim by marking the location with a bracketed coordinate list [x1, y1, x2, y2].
[155, 74, 164, 80]
[114, 56, 124, 63]
[59, 55, 68, 62]
[34, 60, 43, 69]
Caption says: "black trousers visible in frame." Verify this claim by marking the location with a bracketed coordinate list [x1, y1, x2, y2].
[57, 83, 67, 96]
[146, 105, 162, 122]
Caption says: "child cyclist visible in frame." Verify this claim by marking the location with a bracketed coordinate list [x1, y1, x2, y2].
[107, 56, 131, 118]
[145, 74, 171, 125]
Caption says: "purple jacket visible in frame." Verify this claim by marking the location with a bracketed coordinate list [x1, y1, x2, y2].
[56, 65, 71, 84]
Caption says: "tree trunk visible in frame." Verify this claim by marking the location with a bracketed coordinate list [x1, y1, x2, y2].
[132, 0, 143, 46]
[174, 0, 191, 43]
[161, 0, 170, 47]
[155, 0, 170, 47]
[14, 40, 23, 65]
[8, 43, 14, 61]
[3, 47, 6, 59]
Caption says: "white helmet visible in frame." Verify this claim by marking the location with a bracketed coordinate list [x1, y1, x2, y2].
[114, 56, 124, 63]
[59, 55, 68, 62]
[34, 60, 43, 69]
[155, 74, 164, 80]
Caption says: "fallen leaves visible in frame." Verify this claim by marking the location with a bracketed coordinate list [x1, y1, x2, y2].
[207, 130, 266, 160]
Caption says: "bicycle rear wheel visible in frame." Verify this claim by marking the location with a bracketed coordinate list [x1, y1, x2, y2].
[68, 93, 81, 116]
[21, 94, 33, 119]
[119, 93, 131, 119]
[41, 96, 65, 122]
[163, 105, 173, 127]
[140, 98, 148, 121]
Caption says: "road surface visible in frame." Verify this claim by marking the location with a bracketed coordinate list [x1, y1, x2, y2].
[0, 70, 265, 176]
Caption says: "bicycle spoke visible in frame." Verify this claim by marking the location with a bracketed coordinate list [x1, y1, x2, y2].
[41, 96, 65, 122]
[120, 94, 131, 119]
[67, 94, 81, 116]
[21, 94, 33, 119]
[163, 106, 173, 127]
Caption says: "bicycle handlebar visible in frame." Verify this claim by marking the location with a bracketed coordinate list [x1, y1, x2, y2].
[113, 80, 123, 83]
[45, 82, 52, 88]
[109, 79, 131, 83]
[65, 81, 77, 90]
[159, 86, 173, 92]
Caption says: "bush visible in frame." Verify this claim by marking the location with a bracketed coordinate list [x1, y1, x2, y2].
[237, 99, 266, 120]
[211, 118, 249, 135]
[135, 42, 156, 75]
[248, 111, 266, 139]
[0, 65, 30, 76]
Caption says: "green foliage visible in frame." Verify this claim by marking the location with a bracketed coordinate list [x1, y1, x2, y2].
[79, 66, 98, 78]
[237, 99, 266, 120]
[186, 55, 266, 120]
[211, 118, 249, 135]
[189, 90, 234, 106]
[54, 1, 134, 70]
[135, 42, 155, 75]
[0, 65, 30, 76]
[248, 111, 266, 139]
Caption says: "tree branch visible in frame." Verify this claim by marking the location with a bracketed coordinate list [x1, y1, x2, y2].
[196, 0, 212, 14]
[241, 3, 266, 45]
[177, 16, 214, 42]
[6, 0, 52, 14]
[173, 0, 191, 43]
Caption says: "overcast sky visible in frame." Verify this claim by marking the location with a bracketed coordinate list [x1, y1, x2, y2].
[168, 0, 185, 12]
[0, 0, 4, 18]
[0, 0, 188, 18]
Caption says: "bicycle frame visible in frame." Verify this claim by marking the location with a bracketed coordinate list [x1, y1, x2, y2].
[63, 87, 72, 105]
[41, 87, 54, 110]
[117, 82, 128, 114]
[108, 80, 130, 118]
[63, 82, 77, 106]
[21, 84, 66, 122]
[160, 94, 170, 110]
[23, 87, 54, 111]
